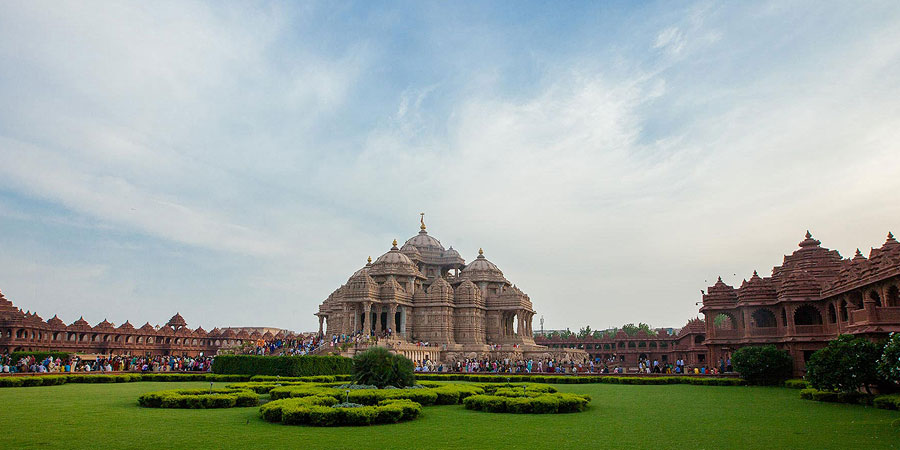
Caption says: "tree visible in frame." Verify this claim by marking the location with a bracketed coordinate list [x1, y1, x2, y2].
[878, 332, 900, 387]
[560, 328, 573, 339]
[806, 334, 882, 393]
[621, 323, 656, 336]
[351, 346, 414, 388]
[731, 345, 793, 385]
[591, 329, 605, 339]
[577, 326, 592, 339]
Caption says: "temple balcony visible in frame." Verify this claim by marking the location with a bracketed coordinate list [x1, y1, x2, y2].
[848, 306, 900, 326]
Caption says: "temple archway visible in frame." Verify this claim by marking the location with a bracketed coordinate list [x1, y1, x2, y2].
[888, 285, 899, 307]
[869, 290, 882, 307]
[793, 305, 823, 326]
[751, 309, 777, 328]
[713, 313, 738, 330]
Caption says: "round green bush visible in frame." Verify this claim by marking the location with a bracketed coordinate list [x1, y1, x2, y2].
[352, 347, 415, 388]
[138, 388, 258, 408]
[731, 345, 793, 386]
[806, 334, 882, 393]
[878, 332, 900, 386]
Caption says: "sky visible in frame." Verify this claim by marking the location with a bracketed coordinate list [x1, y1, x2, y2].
[1, 1, 899, 333]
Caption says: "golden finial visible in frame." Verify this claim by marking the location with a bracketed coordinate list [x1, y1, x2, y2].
[367, 256, 372, 264]
[420, 212, 426, 230]
[478, 247, 483, 256]
[392, 239, 398, 247]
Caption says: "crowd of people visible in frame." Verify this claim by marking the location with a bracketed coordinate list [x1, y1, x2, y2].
[0, 352, 214, 374]
[243, 334, 327, 356]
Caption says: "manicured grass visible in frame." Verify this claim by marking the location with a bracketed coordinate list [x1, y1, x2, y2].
[0, 381, 897, 449]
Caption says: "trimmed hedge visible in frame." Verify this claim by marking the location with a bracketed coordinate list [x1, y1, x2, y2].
[413, 374, 744, 386]
[872, 394, 900, 411]
[212, 355, 353, 377]
[261, 396, 422, 426]
[799, 388, 873, 405]
[267, 382, 486, 406]
[140, 373, 250, 382]
[138, 388, 258, 408]
[9, 351, 72, 363]
[800, 388, 900, 412]
[0, 373, 251, 388]
[463, 392, 591, 414]
[249, 375, 351, 383]
[784, 379, 810, 389]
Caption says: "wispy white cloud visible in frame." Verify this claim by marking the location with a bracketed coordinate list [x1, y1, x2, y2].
[0, 1, 899, 331]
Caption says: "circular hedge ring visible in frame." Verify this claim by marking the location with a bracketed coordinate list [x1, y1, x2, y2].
[463, 391, 591, 414]
[260, 396, 422, 426]
[138, 388, 258, 408]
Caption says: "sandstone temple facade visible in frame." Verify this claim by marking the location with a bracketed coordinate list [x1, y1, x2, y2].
[0, 292, 299, 357]
[315, 217, 584, 363]
[700, 231, 900, 373]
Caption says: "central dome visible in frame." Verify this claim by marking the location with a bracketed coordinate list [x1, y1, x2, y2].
[403, 229, 444, 251]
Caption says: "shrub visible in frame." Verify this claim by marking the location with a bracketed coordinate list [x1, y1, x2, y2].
[138, 388, 257, 408]
[877, 332, 900, 387]
[8, 351, 71, 363]
[250, 375, 350, 382]
[352, 347, 414, 388]
[731, 345, 793, 386]
[873, 394, 900, 411]
[261, 396, 421, 426]
[783, 379, 810, 389]
[799, 388, 873, 405]
[212, 355, 353, 377]
[463, 392, 590, 414]
[806, 335, 882, 393]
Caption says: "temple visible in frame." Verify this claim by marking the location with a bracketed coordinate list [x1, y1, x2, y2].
[314, 215, 584, 363]
[699, 231, 900, 373]
[535, 231, 900, 375]
[0, 292, 298, 356]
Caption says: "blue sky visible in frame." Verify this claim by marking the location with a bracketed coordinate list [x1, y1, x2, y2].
[1, 1, 899, 332]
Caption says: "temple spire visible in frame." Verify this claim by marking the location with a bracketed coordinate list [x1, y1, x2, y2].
[420, 212, 426, 230]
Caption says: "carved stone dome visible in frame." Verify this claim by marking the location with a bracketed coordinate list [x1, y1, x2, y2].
[369, 240, 423, 278]
[403, 229, 444, 252]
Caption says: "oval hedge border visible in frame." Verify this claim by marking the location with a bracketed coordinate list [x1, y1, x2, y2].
[261, 396, 422, 426]
[138, 388, 258, 408]
[463, 392, 591, 414]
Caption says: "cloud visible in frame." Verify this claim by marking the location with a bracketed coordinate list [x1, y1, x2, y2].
[0, 1, 899, 332]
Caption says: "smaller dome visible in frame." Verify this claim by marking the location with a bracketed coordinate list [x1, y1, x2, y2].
[374, 241, 414, 265]
[443, 246, 461, 258]
[118, 320, 135, 330]
[463, 249, 501, 273]
[70, 316, 90, 327]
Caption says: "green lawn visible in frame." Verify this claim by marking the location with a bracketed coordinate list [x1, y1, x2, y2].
[1, 381, 897, 449]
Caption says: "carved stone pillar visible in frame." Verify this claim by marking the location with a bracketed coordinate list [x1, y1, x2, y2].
[318, 316, 325, 336]
[363, 303, 372, 336]
[786, 306, 796, 335]
[388, 304, 397, 335]
[863, 291, 877, 323]
[375, 305, 383, 334]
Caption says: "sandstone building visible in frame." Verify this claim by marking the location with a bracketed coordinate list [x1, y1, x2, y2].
[700, 231, 900, 373]
[315, 216, 583, 362]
